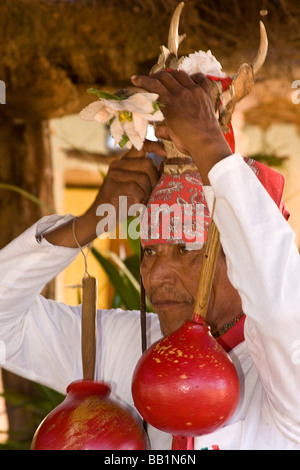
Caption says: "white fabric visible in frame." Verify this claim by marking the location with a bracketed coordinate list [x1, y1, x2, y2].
[0, 214, 170, 450]
[0, 153, 300, 450]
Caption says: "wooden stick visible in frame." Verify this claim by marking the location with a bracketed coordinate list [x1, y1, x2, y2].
[81, 276, 97, 380]
[193, 206, 220, 323]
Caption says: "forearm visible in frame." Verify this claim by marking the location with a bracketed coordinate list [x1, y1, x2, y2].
[188, 131, 232, 185]
[45, 141, 164, 248]
[44, 206, 99, 248]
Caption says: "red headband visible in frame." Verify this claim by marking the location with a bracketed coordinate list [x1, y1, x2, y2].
[140, 157, 289, 248]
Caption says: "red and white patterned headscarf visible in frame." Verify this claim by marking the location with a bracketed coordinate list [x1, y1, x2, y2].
[140, 157, 289, 248]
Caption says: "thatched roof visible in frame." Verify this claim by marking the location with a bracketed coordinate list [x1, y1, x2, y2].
[1, 0, 300, 127]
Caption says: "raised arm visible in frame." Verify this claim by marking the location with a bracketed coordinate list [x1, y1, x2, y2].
[0, 141, 165, 392]
[44, 141, 166, 248]
[132, 70, 300, 436]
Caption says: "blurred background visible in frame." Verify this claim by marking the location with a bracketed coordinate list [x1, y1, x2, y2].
[0, 0, 300, 448]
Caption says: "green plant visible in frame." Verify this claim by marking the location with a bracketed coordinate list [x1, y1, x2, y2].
[91, 218, 152, 312]
[0, 383, 64, 449]
[248, 152, 288, 167]
[0, 183, 55, 214]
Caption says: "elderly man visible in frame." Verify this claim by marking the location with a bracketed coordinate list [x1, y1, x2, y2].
[0, 69, 300, 450]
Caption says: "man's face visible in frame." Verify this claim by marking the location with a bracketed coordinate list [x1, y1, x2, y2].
[140, 243, 238, 336]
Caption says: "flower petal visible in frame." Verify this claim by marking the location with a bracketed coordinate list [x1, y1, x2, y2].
[132, 114, 148, 142]
[110, 118, 125, 145]
[94, 108, 116, 123]
[125, 139, 133, 149]
[178, 50, 226, 78]
[125, 93, 160, 114]
[123, 119, 147, 151]
[79, 100, 116, 123]
[102, 99, 127, 112]
[140, 109, 164, 122]
[79, 101, 105, 121]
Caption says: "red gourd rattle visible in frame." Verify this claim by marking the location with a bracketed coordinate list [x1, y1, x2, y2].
[31, 221, 149, 450]
[132, 212, 240, 437]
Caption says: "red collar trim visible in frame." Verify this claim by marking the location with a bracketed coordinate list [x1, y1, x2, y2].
[216, 314, 246, 352]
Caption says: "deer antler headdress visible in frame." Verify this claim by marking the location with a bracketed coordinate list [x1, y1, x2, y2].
[80, 2, 268, 170]
[151, 2, 268, 130]
[149, 2, 268, 171]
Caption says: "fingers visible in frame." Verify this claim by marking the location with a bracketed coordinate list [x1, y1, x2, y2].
[190, 73, 215, 98]
[132, 70, 214, 102]
[154, 125, 170, 141]
[164, 70, 198, 89]
[124, 139, 166, 158]
[132, 70, 197, 94]
[143, 140, 167, 157]
[108, 139, 166, 203]
[151, 70, 197, 94]
[131, 74, 167, 96]
[106, 168, 154, 205]
[110, 154, 159, 190]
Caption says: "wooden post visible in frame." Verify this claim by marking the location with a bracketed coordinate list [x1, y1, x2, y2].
[81, 277, 98, 380]
[0, 117, 54, 443]
[193, 213, 220, 323]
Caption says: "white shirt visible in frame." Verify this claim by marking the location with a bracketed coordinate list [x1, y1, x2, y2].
[0, 153, 300, 450]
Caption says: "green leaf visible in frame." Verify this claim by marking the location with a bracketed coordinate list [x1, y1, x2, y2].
[0, 183, 55, 214]
[87, 88, 123, 101]
[91, 247, 152, 311]
[123, 217, 141, 255]
[152, 100, 164, 114]
[124, 253, 141, 282]
[249, 152, 287, 167]
[91, 247, 141, 310]
[118, 133, 130, 148]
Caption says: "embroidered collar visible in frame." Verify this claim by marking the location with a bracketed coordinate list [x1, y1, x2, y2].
[213, 313, 245, 339]
[214, 313, 246, 353]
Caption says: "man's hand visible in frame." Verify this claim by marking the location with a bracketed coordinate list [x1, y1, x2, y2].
[92, 140, 166, 216]
[44, 140, 166, 248]
[131, 71, 232, 184]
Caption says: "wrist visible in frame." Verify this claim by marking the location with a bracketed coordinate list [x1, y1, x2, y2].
[43, 209, 99, 248]
[188, 131, 232, 185]
[76, 209, 99, 245]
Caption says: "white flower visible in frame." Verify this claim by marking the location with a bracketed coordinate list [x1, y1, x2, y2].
[79, 92, 164, 150]
[179, 50, 226, 78]
[79, 50, 226, 150]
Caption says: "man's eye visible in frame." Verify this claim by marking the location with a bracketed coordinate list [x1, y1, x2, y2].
[144, 247, 156, 256]
[179, 245, 190, 254]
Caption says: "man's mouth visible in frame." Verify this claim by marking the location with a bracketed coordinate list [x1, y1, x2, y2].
[151, 299, 192, 311]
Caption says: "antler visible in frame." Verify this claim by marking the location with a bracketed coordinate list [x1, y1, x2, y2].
[168, 1, 186, 56]
[252, 21, 268, 76]
[150, 2, 186, 73]
[218, 21, 268, 131]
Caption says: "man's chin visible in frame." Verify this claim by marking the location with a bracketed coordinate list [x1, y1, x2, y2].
[155, 304, 193, 336]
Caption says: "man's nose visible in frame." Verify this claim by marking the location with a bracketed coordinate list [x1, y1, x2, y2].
[148, 256, 177, 287]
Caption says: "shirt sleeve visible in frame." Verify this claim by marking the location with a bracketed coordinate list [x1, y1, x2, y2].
[0, 214, 84, 393]
[207, 153, 300, 441]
